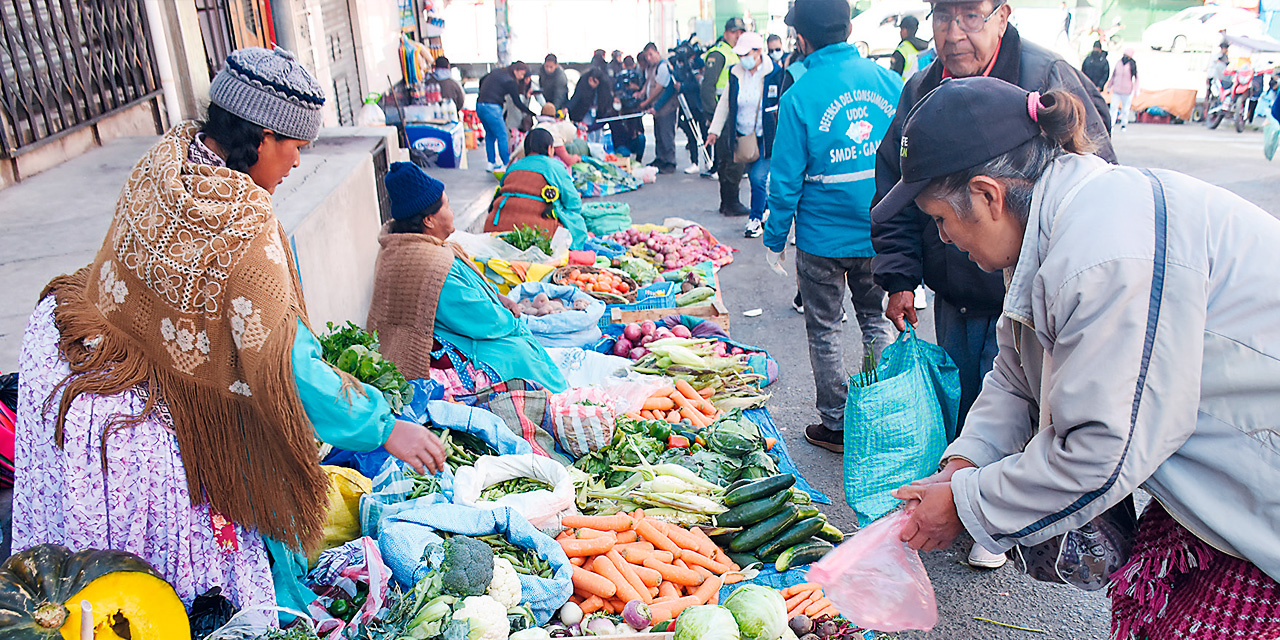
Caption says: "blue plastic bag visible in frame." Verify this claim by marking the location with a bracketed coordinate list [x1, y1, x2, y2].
[506, 282, 604, 348]
[843, 328, 960, 525]
[379, 504, 573, 625]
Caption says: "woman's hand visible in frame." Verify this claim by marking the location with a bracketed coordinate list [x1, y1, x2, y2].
[384, 420, 446, 475]
[705, 133, 718, 147]
[892, 457, 976, 511]
[892, 482, 965, 552]
[498, 295, 522, 317]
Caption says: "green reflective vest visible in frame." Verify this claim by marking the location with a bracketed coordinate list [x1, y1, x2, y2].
[705, 41, 740, 95]
[896, 39, 922, 80]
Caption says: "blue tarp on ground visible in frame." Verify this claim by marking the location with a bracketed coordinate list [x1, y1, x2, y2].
[744, 407, 831, 505]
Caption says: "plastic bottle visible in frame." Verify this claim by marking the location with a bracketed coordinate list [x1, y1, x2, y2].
[356, 92, 386, 126]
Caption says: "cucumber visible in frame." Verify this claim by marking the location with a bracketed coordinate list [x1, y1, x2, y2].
[775, 539, 835, 572]
[794, 504, 821, 520]
[715, 488, 791, 528]
[724, 478, 755, 493]
[675, 286, 715, 306]
[754, 516, 828, 559]
[724, 474, 796, 507]
[730, 505, 800, 553]
[816, 522, 845, 544]
[787, 487, 813, 505]
[725, 551, 760, 568]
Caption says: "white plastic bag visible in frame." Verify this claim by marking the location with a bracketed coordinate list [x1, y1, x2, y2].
[548, 387, 617, 457]
[451, 228, 572, 264]
[206, 607, 314, 639]
[453, 454, 576, 529]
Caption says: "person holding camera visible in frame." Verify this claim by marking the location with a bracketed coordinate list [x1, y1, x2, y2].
[706, 32, 784, 238]
[638, 42, 679, 174]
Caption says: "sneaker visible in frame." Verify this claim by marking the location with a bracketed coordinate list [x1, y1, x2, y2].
[792, 293, 804, 314]
[683, 164, 701, 174]
[968, 543, 1008, 569]
[744, 219, 763, 238]
[914, 285, 928, 310]
[491, 163, 506, 174]
[804, 424, 843, 453]
[701, 171, 718, 180]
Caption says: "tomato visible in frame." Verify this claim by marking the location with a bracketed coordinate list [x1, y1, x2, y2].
[666, 434, 690, 449]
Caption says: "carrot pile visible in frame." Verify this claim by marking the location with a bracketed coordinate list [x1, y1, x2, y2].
[559, 511, 744, 624]
[781, 582, 838, 619]
[626, 380, 721, 427]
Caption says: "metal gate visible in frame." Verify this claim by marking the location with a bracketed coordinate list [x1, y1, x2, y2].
[0, 0, 161, 158]
[321, 0, 362, 125]
[194, 0, 273, 77]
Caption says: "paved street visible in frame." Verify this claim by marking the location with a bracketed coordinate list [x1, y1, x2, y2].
[579, 121, 1279, 639]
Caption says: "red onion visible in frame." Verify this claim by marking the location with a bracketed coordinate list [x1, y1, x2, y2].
[612, 338, 633, 357]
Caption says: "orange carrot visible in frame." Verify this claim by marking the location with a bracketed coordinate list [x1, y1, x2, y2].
[570, 556, 585, 566]
[625, 411, 643, 421]
[670, 388, 699, 412]
[615, 529, 639, 544]
[815, 604, 839, 618]
[562, 513, 634, 531]
[570, 594, 584, 604]
[667, 410, 682, 423]
[592, 554, 644, 604]
[782, 582, 821, 597]
[681, 549, 732, 575]
[804, 597, 833, 617]
[571, 565, 616, 599]
[764, 437, 777, 451]
[649, 586, 659, 598]
[679, 406, 709, 427]
[559, 536, 615, 557]
[642, 557, 703, 586]
[615, 540, 655, 553]
[602, 598, 619, 614]
[580, 595, 605, 614]
[574, 528, 617, 541]
[649, 595, 701, 624]
[784, 591, 813, 611]
[643, 396, 676, 411]
[633, 564, 662, 588]
[722, 572, 744, 585]
[698, 385, 715, 398]
[616, 545, 659, 565]
[606, 550, 652, 604]
[641, 410, 656, 420]
[692, 574, 723, 604]
[674, 379, 701, 402]
[658, 580, 680, 600]
[674, 558, 692, 570]
[689, 527, 720, 558]
[635, 520, 682, 555]
[556, 530, 572, 541]
[654, 522, 708, 555]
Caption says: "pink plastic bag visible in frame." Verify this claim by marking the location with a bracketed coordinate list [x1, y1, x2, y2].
[807, 511, 937, 632]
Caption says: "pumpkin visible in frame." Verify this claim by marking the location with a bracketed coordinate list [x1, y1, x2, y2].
[0, 544, 189, 639]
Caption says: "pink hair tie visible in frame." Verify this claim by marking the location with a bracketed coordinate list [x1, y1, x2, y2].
[1027, 91, 1041, 122]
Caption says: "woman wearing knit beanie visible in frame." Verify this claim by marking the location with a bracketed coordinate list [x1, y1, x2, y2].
[12, 47, 446, 613]
[367, 161, 568, 393]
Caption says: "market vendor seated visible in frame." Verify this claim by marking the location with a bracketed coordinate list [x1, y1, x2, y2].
[484, 129, 588, 251]
[368, 162, 569, 393]
[509, 103, 581, 168]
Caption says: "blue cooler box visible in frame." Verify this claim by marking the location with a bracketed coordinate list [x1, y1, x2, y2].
[405, 121, 465, 168]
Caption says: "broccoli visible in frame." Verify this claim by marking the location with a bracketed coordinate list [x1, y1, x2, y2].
[440, 535, 495, 597]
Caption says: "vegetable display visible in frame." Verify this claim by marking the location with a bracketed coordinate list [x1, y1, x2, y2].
[0, 544, 189, 639]
[560, 268, 633, 299]
[628, 338, 769, 411]
[318, 321, 414, 414]
[502, 224, 554, 256]
[607, 226, 734, 270]
[480, 477, 556, 501]
[707, 474, 840, 571]
[429, 428, 500, 473]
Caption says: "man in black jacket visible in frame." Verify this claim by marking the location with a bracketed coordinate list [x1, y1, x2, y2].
[539, 54, 569, 109]
[1081, 40, 1110, 91]
[870, 0, 1114, 567]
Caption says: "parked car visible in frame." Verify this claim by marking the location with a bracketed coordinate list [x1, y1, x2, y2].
[849, 1, 932, 58]
[1143, 6, 1264, 52]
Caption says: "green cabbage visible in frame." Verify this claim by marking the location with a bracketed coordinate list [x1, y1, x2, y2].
[722, 584, 789, 640]
[674, 605, 740, 640]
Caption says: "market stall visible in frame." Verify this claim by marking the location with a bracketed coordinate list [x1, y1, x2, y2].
[7, 221, 888, 640]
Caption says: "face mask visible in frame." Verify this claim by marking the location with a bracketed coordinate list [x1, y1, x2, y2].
[770, 50, 784, 62]
[740, 54, 758, 70]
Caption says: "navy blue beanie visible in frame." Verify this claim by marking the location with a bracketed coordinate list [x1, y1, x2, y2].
[385, 161, 446, 220]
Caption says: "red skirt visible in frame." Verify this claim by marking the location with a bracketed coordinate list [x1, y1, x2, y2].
[1110, 502, 1280, 640]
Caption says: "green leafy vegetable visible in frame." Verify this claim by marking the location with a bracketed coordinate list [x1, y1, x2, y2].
[500, 224, 553, 255]
[318, 321, 414, 414]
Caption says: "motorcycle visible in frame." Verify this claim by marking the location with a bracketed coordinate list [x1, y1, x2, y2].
[1207, 66, 1253, 132]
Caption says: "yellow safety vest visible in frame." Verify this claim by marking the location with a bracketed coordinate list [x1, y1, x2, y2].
[705, 41, 740, 95]
[896, 39, 922, 80]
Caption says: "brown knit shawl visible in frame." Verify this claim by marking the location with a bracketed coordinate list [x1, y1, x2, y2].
[42, 121, 328, 550]
[365, 227, 476, 380]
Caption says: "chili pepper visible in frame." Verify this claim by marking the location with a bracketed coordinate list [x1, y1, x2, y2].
[667, 434, 690, 449]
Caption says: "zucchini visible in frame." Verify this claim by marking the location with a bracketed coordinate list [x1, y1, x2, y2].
[754, 516, 828, 559]
[725, 551, 760, 568]
[730, 505, 800, 553]
[724, 474, 796, 507]
[795, 504, 821, 520]
[788, 487, 813, 505]
[675, 286, 715, 306]
[716, 488, 791, 528]
[816, 522, 845, 544]
[775, 539, 835, 572]
[724, 478, 755, 493]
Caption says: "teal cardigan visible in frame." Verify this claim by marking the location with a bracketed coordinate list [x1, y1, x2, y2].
[504, 153, 588, 251]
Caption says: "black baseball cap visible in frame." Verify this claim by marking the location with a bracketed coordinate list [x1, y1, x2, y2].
[725, 17, 748, 33]
[785, 0, 851, 46]
[871, 77, 1043, 225]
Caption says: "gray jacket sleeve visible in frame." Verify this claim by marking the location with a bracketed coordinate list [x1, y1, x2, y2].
[951, 258, 1206, 552]
[942, 315, 1038, 468]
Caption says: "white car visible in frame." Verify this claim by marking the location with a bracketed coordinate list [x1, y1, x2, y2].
[849, 1, 932, 58]
[1142, 6, 1265, 52]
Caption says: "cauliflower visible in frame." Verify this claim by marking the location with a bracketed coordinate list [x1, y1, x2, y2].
[452, 595, 510, 640]
[486, 557, 522, 609]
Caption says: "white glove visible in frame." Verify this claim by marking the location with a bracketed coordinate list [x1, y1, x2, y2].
[765, 248, 787, 276]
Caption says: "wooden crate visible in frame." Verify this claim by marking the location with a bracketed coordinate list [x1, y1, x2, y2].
[610, 298, 730, 334]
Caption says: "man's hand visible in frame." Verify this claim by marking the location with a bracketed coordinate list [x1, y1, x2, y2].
[705, 133, 718, 147]
[886, 290, 918, 331]
[892, 482, 965, 552]
[765, 249, 787, 276]
[384, 420, 447, 475]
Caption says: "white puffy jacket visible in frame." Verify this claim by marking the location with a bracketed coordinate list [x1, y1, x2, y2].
[945, 153, 1280, 582]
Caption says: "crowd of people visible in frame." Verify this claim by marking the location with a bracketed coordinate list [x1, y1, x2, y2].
[10, 0, 1280, 638]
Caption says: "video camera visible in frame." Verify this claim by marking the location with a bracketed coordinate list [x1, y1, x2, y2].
[614, 68, 645, 112]
[667, 37, 705, 86]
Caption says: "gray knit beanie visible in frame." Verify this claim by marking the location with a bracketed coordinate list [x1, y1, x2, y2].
[209, 46, 325, 141]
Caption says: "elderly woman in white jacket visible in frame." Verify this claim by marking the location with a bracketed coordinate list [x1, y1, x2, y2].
[873, 76, 1280, 640]
[705, 31, 784, 239]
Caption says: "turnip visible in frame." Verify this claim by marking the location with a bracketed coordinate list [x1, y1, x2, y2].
[672, 325, 692, 338]
[613, 338, 633, 357]
[628, 347, 648, 359]
[622, 323, 643, 342]
[640, 321, 657, 336]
